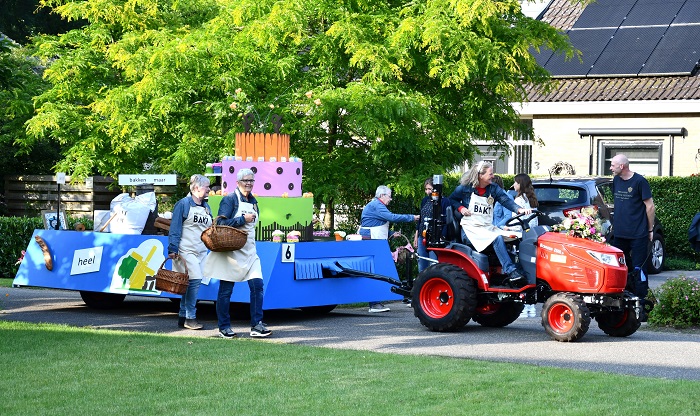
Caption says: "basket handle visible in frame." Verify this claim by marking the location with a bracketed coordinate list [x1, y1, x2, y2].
[212, 215, 228, 231]
[160, 256, 189, 275]
[390, 233, 412, 247]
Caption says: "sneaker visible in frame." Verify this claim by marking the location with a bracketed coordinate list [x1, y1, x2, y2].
[250, 321, 272, 338]
[504, 270, 527, 288]
[527, 305, 537, 318]
[406, 300, 412, 308]
[368, 303, 391, 313]
[184, 319, 204, 330]
[218, 328, 237, 339]
[178, 316, 186, 328]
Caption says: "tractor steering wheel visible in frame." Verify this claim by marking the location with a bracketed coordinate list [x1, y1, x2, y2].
[503, 210, 542, 232]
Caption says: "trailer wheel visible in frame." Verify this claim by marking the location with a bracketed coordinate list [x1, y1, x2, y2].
[595, 308, 640, 337]
[541, 293, 590, 342]
[300, 305, 337, 315]
[473, 302, 524, 328]
[412, 263, 477, 332]
[79, 291, 126, 309]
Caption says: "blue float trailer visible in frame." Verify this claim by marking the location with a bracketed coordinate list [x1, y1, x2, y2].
[14, 230, 405, 311]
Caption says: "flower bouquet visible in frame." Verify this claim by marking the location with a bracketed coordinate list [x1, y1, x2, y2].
[552, 206, 607, 243]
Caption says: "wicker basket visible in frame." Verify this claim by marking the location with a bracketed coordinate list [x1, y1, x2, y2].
[201, 215, 248, 252]
[155, 258, 189, 295]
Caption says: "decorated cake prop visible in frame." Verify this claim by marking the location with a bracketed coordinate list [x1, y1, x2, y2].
[221, 133, 301, 197]
[286, 230, 301, 243]
[272, 230, 285, 243]
[207, 131, 314, 242]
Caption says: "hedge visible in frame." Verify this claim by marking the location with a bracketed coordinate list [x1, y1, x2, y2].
[0, 216, 92, 279]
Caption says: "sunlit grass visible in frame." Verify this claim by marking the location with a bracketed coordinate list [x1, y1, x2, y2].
[1, 321, 699, 415]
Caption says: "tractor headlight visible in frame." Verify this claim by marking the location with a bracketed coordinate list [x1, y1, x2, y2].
[587, 250, 620, 267]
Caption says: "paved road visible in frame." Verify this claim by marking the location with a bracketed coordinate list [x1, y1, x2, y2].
[2, 270, 700, 381]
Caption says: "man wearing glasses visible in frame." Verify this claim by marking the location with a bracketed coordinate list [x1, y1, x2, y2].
[358, 185, 419, 312]
[204, 168, 272, 338]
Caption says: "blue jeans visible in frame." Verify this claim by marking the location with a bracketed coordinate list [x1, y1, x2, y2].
[179, 278, 202, 320]
[417, 236, 437, 272]
[491, 236, 518, 275]
[611, 236, 650, 298]
[463, 232, 517, 275]
[217, 278, 264, 330]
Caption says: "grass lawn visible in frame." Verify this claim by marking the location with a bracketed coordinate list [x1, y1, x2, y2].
[1, 278, 13, 288]
[1, 321, 699, 415]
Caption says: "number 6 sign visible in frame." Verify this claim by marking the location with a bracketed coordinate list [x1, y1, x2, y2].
[281, 243, 295, 263]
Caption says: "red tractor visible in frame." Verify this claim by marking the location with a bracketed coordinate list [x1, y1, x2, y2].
[409, 174, 645, 342]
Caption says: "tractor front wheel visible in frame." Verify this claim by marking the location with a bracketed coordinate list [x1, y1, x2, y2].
[412, 263, 477, 332]
[595, 308, 640, 337]
[541, 293, 590, 342]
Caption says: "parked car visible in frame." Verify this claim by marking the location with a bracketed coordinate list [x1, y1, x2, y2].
[529, 177, 665, 274]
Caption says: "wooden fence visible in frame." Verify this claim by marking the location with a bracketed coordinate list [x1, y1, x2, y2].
[3, 175, 182, 219]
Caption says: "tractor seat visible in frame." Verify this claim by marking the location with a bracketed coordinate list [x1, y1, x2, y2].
[446, 242, 490, 272]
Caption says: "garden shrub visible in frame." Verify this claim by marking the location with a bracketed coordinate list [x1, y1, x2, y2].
[0, 216, 42, 278]
[648, 276, 700, 329]
[0, 215, 94, 278]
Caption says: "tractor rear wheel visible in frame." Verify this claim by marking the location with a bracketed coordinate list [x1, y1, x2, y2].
[473, 302, 523, 328]
[541, 293, 590, 342]
[412, 263, 477, 332]
[595, 308, 640, 337]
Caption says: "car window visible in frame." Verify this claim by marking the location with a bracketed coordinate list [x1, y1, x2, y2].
[534, 186, 587, 205]
[597, 182, 614, 206]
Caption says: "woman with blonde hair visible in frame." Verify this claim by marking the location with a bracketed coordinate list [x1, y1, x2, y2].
[448, 161, 531, 287]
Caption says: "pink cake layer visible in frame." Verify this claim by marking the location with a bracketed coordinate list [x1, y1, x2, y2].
[221, 160, 303, 197]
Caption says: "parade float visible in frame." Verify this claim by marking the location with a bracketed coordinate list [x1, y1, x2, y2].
[13, 130, 403, 312]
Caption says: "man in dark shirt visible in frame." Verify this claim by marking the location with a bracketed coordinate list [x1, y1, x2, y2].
[610, 154, 655, 318]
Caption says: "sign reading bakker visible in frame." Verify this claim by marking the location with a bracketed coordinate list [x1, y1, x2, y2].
[118, 174, 177, 186]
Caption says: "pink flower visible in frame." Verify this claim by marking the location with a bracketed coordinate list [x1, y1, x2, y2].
[314, 98, 322, 106]
[305, 90, 313, 98]
[230, 102, 237, 110]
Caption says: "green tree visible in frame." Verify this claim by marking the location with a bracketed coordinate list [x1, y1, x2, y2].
[23, 0, 574, 228]
[0, 37, 60, 196]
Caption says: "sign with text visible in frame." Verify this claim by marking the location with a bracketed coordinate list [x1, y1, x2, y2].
[70, 247, 104, 275]
[281, 243, 295, 263]
[118, 174, 177, 186]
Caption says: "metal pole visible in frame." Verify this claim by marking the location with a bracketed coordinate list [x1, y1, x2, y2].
[56, 182, 60, 230]
[669, 134, 674, 177]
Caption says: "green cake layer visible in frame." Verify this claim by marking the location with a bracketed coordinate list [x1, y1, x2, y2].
[207, 195, 314, 241]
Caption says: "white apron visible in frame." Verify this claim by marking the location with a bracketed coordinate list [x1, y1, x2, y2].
[460, 193, 520, 252]
[358, 222, 390, 240]
[203, 190, 262, 282]
[173, 204, 211, 282]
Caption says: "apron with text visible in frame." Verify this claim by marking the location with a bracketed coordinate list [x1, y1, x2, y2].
[203, 189, 262, 282]
[173, 204, 211, 281]
[460, 193, 519, 252]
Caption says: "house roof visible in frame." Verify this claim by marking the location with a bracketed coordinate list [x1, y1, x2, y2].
[526, 0, 700, 103]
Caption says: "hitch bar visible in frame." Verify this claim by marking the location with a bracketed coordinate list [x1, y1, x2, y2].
[321, 261, 412, 298]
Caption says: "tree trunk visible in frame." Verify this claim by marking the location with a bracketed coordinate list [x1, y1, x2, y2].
[323, 197, 335, 230]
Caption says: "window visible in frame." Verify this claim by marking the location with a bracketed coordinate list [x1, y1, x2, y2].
[598, 141, 663, 176]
